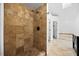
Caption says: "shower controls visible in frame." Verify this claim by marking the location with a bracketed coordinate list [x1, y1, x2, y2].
[37, 26, 40, 31]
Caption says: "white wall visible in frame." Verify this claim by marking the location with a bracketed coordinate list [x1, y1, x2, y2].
[58, 3, 79, 33]
[47, 13, 53, 41]
[0, 4, 1, 55]
[74, 13, 79, 35]
[48, 3, 79, 34]
[0, 3, 4, 56]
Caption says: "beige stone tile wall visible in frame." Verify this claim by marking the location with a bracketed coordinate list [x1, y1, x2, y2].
[4, 3, 46, 56]
[4, 3, 34, 56]
[33, 4, 47, 52]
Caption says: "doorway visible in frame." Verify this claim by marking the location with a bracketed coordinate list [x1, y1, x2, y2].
[53, 21, 57, 39]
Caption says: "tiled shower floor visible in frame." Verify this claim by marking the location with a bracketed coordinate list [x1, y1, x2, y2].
[38, 51, 45, 56]
[47, 34, 76, 56]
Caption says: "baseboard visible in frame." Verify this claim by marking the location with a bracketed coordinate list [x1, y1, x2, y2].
[59, 33, 73, 35]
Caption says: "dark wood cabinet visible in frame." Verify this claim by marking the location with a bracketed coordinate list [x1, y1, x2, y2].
[73, 35, 79, 56]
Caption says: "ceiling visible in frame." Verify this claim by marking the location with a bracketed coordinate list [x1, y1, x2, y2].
[22, 3, 42, 10]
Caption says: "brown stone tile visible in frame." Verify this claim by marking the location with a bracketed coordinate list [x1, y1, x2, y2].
[24, 37, 33, 50]
[4, 39, 16, 56]
[16, 46, 24, 56]
[24, 47, 40, 56]
[16, 33, 24, 48]
[15, 26, 24, 34]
